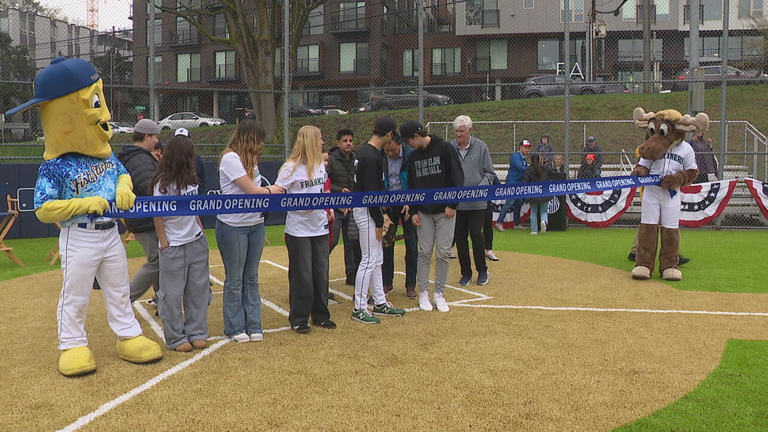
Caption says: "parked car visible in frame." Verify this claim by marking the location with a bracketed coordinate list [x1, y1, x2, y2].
[108, 121, 134, 134]
[325, 108, 348, 116]
[348, 103, 372, 114]
[519, 75, 628, 98]
[669, 65, 768, 91]
[370, 81, 452, 111]
[158, 112, 227, 130]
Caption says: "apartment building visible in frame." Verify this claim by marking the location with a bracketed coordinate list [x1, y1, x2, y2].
[0, 8, 132, 71]
[130, 0, 765, 120]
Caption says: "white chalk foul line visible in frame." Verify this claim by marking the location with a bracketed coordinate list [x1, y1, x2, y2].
[57, 338, 230, 432]
[453, 303, 768, 317]
[132, 301, 165, 342]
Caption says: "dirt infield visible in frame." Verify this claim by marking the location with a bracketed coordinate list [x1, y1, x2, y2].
[2, 246, 767, 431]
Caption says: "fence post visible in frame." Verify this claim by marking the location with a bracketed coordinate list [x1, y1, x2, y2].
[417, 0, 425, 124]
[719, 0, 729, 179]
[563, 0, 571, 170]
[283, 0, 290, 160]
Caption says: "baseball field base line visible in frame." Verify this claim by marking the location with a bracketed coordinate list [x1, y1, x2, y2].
[455, 303, 768, 317]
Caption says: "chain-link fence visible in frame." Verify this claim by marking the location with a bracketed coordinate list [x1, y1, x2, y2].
[2, 0, 768, 227]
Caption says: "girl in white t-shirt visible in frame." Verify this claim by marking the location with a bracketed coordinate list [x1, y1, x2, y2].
[215, 120, 282, 343]
[150, 135, 210, 352]
[276, 125, 336, 333]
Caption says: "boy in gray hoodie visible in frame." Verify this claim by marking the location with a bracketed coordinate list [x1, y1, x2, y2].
[450, 115, 496, 286]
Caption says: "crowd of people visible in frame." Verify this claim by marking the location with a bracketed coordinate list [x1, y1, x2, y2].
[119, 114, 720, 349]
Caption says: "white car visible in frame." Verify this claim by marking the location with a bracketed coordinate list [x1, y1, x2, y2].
[158, 112, 227, 130]
[108, 121, 134, 134]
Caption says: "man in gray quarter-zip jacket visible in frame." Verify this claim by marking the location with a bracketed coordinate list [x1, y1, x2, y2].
[450, 115, 496, 287]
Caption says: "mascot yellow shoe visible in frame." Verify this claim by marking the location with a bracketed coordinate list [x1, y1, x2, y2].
[5, 57, 162, 376]
[117, 336, 163, 364]
[58, 346, 97, 377]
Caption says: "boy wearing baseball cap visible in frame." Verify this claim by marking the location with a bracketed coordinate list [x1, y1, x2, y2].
[401, 120, 464, 312]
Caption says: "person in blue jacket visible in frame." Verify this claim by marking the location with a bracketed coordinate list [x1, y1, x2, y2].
[381, 134, 418, 299]
[495, 139, 531, 231]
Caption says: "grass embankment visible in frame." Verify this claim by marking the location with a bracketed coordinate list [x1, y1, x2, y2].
[4, 85, 767, 164]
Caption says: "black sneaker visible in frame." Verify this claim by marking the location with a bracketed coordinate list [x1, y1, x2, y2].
[678, 255, 690, 265]
[314, 320, 337, 329]
[328, 292, 336, 301]
[345, 277, 355, 286]
[293, 323, 310, 334]
[627, 252, 636, 262]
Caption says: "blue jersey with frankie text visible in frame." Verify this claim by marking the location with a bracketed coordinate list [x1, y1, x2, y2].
[34, 153, 128, 227]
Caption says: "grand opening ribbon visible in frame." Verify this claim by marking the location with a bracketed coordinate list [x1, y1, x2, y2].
[105, 175, 662, 219]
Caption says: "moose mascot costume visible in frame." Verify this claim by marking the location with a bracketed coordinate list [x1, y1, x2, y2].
[630, 107, 709, 281]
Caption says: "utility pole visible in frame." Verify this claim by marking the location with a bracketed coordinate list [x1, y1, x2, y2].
[564, 0, 571, 166]
[148, 0, 157, 121]
[642, 0, 652, 93]
[719, 0, 730, 178]
[283, 0, 290, 159]
[586, 0, 596, 82]
[417, 0, 424, 124]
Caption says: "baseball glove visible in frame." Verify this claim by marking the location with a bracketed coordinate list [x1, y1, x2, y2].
[381, 215, 398, 248]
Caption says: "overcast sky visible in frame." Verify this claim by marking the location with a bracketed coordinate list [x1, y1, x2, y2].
[42, 0, 133, 32]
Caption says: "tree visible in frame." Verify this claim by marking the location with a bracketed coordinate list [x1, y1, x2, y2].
[0, 32, 35, 114]
[153, 0, 324, 142]
[0, 0, 63, 19]
[92, 49, 133, 86]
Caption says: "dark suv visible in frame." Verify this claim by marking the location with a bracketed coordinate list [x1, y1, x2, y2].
[520, 75, 628, 98]
[370, 81, 452, 111]
[670, 65, 768, 91]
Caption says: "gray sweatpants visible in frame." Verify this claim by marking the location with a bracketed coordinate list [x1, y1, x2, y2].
[129, 230, 160, 302]
[416, 211, 456, 295]
[157, 234, 211, 349]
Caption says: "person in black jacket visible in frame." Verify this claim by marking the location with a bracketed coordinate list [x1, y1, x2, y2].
[117, 119, 162, 302]
[523, 153, 555, 235]
[402, 120, 464, 313]
[351, 117, 406, 324]
[327, 128, 361, 285]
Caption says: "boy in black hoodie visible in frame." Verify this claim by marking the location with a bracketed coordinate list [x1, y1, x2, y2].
[401, 120, 464, 313]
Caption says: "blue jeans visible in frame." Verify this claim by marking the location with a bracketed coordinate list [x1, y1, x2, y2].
[216, 220, 265, 336]
[529, 201, 549, 233]
[497, 199, 523, 226]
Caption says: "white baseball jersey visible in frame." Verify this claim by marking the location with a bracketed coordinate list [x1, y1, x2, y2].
[639, 141, 698, 228]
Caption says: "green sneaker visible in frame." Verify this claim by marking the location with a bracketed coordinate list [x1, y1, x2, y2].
[372, 302, 406, 317]
[352, 308, 380, 324]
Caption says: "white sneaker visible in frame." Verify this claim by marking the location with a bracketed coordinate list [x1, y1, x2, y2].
[249, 333, 264, 342]
[433, 292, 450, 312]
[419, 291, 433, 311]
[530, 231, 537, 235]
[230, 332, 250, 343]
[540, 221, 547, 234]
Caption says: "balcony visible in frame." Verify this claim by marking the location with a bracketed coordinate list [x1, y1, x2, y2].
[170, 29, 199, 46]
[295, 58, 321, 76]
[179, 67, 201, 83]
[204, 64, 237, 81]
[329, 11, 368, 33]
[481, 9, 499, 28]
[683, 4, 705, 25]
[340, 58, 370, 75]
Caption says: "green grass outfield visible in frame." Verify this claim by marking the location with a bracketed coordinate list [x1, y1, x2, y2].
[2, 226, 767, 431]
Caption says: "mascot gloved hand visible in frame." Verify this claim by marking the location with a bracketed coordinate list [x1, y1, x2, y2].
[5, 57, 162, 377]
[629, 107, 708, 282]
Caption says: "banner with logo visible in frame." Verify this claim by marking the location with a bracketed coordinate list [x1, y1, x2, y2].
[565, 188, 637, 228]
[680, 179, 738, 227]
[744, 178, 768, 219]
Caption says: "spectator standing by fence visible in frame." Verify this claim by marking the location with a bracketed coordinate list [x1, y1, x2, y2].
[581, 136, 603, 177]
[535, 134, 555, 167]
[496, 139, 530, 231]
[327, 128, 361, 285]
[689, 132, 718, 183]
[450, 115, 495, 286]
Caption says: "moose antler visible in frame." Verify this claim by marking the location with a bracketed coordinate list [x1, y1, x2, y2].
[633, 107, 655, 128]
[674, 112, 710, 133]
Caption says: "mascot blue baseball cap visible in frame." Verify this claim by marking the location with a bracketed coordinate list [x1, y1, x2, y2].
[5, 57, 101, 116]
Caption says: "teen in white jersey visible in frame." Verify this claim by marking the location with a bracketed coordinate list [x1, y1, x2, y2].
[276, 125, 336, 334]
[216, 120, 283, 344]
[151, 135, 210, 352]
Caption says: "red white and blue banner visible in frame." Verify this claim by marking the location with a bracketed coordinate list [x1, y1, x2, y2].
[744, 178, 768, 219]
[492, 200, 530, 229]
[680, 179, 738, 227]
[566, 188, 637, 228]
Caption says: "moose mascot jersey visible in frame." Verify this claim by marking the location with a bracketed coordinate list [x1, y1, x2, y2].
[5, 57, 162, 376]
[630, 107, 709, 282]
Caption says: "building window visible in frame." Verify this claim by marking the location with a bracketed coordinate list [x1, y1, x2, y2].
[742, 35, 765, 59]
[621, 0, 636, 21]
[560, 0, 584, 22]
[147, 55, 162, 83]
[618, 39, 662, 61]
[524, 0, 534, 9]
[739, 0, 764, 18]
[177, 53, 200, 82]
[537, 39, 559, 70]
[146, 0, 161, 15]
[146, 18, 162, 45]
[214, 14, 229, 38]
[475, 40, 506, 72]
[432, 47, 461, 76]
[466, 0, 499, 27]
[0, 14, 9, 34]
[700, 0, 722, 20]
[179, 95, 199, 112]
[340, 42, 369, 74]
[296, 45, 320, 74]
[176, 17, 197, 44]
[215, 50, 235, 78]
[339, 1, 365, 31]
[304, 5, 323, 36]
[381, 44, 390, 79]
[403, 49, 419, 77]
[655, 1, 669, 20]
